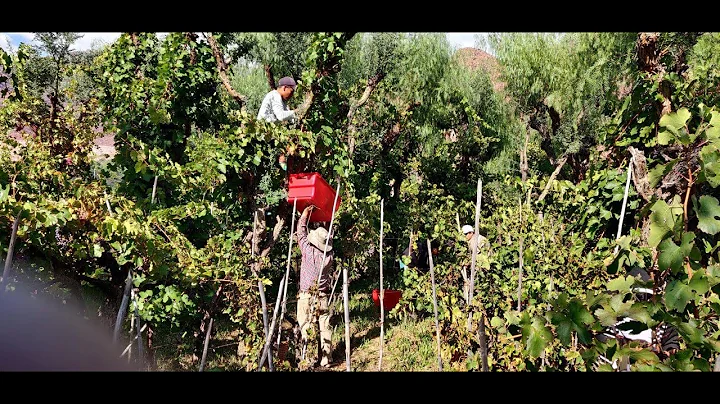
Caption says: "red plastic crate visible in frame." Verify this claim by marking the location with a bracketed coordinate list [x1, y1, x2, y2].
[287, 172, 341, 222]
[372, 289, 402, 310]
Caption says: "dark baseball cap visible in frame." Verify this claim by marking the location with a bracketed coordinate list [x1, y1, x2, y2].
[278, 76, 297, 89]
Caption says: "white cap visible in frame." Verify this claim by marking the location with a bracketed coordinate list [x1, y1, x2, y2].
[462, 225, 474, 234]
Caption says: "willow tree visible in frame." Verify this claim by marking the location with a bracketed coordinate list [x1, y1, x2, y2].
[489, 32, 637, 182]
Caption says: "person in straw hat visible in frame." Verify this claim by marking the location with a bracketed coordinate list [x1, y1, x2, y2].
[296, 204, 334, 367]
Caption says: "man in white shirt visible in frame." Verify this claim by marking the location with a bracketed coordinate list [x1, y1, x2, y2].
[257, 76, 299, 123]
[461, 224, 489, 303]
[462, 224, 487, 254]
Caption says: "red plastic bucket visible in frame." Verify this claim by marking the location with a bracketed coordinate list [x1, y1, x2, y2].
[372, 289, 402, 310]
[287, 172, 341, 222]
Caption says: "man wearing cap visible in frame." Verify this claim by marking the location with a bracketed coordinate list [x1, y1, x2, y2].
[295, 204, 334, 367]
[257, 76, 300, 123]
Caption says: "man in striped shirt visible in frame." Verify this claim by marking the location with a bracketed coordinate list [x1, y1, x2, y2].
[296, 204, 334, 367]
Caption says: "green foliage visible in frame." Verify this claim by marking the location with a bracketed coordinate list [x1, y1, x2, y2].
[687, 33, 720, 102]
[0, 45, 28, 101]
[5, 31, 720, 372]
[340, 33, 403, 88]
[228, 60, 267, 114]
[491, 33, 635, 179]
[228, 32, 312, 82]
[28, 33, 83, 96]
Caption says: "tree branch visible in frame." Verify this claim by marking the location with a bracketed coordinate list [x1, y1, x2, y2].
[380, 101, 421, 155]
[628, 146, 654, 202]
[347, 72, 384, 122]
[520, 130, 530, 183]
[264, 64, 275, 90]
[185, 32, 198, 65]
[295, 91, 314, 121]
[296, 32, 357, 123]
[347, 72, 385, 157]
[537, 154, 568, 203]
[259, 214, 285, 258]
[206, 33, 246, 108]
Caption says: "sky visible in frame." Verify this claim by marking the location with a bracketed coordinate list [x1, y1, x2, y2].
[446, 32, 489, 51]
[1, 32, 489, 53]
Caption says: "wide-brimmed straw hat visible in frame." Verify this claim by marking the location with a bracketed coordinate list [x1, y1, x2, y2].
[308, 227, 332, 252]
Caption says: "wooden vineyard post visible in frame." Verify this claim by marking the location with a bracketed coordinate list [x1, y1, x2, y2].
[258, 276, 286, 370]
[199, 318, 213, 372]
[113, 270, 134, 344]
[274, 198, 298, 358]
[1, 211, 21, 287]
[517, 197, 523, 312]
[377, 198, 385, 371]
[427, 239, 442, 371]
[253, 209, 272, 368]
[466, 178, 482, 331]
[132, 288, 145, 369]
[343, 264, 351, 371]
[258, 193, 300, 372]
[614, 156, 634, 255]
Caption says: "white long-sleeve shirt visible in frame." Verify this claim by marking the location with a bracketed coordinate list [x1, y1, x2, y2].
[256, 90, 296, 123]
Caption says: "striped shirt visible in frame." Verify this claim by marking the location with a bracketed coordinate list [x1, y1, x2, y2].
[256, 90, 296, 123]
[297, 212, 333, 293]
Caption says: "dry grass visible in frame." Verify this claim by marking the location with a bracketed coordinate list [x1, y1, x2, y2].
[143, 289, 445, 372]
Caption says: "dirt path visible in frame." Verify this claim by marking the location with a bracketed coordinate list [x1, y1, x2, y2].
[91, 133, 116, 158]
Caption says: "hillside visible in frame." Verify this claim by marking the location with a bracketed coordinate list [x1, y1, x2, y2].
[454, 47, 505, 92]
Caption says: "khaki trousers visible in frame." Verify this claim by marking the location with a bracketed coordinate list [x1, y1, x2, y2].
[297, 292, 332, 366]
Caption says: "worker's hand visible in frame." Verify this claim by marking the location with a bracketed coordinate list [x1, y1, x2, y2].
[294, 95, 311, 119]
[302, 205, 315, 216]
[294, 105, 307, 120]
